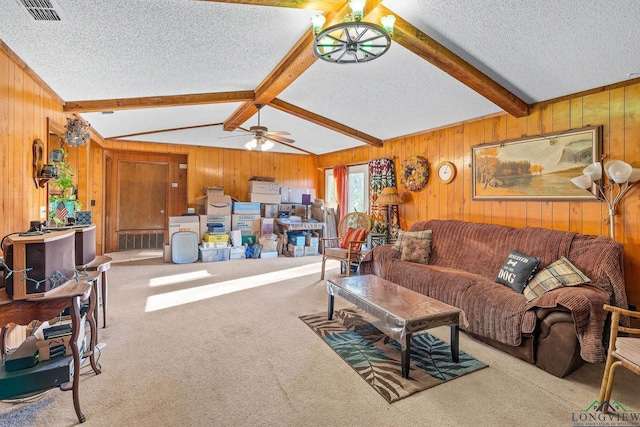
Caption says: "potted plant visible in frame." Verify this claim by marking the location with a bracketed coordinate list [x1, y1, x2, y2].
[48, 147, 82, 225]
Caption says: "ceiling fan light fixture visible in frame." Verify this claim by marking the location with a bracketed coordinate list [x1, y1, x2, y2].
[244, 138, 258, 150]
[311, 0, 394, 64]
[261, 139, 274, 151]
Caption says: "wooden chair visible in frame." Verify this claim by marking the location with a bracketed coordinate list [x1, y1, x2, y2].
[320, 212, 371, 280]
[598, 304, 640, 413]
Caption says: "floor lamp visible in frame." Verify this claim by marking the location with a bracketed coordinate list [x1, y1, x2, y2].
[571, 160, 640, 239]
[374, 187, 404, 242]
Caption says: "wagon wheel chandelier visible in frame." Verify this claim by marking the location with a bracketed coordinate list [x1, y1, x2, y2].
[311, 0, 396, 64]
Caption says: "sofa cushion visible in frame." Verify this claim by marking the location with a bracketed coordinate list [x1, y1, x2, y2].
[523, 256, 590, 302]
[392, 229, 432, 252]
[495, 250, 540, 293]
[400, 233, 432, 264]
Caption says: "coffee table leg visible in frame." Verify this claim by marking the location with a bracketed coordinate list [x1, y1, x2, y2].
[328, 294, 334, 320]
[401, 334, 411, 379]
[450, 324, 459, 363]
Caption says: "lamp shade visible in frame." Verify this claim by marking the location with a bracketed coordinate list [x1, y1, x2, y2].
[629, 168, 640, 183]
[605, 160, 633, 184]
[375, 187, 404, 205]
[583, 162, 602, 181]
[570, 175, 593, 190]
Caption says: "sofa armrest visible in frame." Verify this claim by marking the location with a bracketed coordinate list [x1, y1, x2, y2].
[360, 244, 400, 276]
[536, 307, 572, 339]
[535, 306, 584, 377]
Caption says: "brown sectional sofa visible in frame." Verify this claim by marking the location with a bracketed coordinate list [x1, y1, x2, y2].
[360, 219, 628, 377]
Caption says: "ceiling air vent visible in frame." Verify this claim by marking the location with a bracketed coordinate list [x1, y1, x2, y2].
[15, 0, 67, 21]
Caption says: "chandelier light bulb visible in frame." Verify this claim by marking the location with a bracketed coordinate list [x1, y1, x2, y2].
[349, 0, 366, 21]
[311, 14, 326, 35]
[380, 15, 396, 36]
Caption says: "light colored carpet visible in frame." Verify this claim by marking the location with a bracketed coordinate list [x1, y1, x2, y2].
[1, 252, 639, 426]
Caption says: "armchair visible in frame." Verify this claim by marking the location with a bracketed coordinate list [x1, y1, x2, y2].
[320, 212, 371, 280]
[598, 304, 640, 413]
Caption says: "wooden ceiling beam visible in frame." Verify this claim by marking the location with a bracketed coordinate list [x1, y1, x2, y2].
[270, 98, 383, 147]
[63, 91, 255, 113]
[367, 6, 530, 118]
[222, 0, 385, 131]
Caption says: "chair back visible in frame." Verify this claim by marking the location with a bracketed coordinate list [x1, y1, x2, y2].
[338, 212, 372, 238]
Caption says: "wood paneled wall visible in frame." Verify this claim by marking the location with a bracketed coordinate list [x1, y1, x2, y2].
[0, 45, 66, 246]
[317, 83, 640, 310]
[101, 140, 318, 211]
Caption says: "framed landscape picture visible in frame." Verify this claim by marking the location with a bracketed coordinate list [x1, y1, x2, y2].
[471, 125, 602, 200]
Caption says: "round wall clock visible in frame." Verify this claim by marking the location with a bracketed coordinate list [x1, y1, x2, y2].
[437, 161, 456, 184]
[400, 155, 429, 192]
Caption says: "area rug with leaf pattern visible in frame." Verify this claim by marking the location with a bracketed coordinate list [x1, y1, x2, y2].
[300, 308, 488, 403]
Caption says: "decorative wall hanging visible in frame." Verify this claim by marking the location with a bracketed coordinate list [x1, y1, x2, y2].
[472, 125, 602, 200]
[400, 155, 429, 192]
[368, 158, 398, 238]
[64, 116, 91, 146]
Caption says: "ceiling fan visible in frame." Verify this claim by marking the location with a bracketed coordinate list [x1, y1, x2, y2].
[222, 104, 295, 151]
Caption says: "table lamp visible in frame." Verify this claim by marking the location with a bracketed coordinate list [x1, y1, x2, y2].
[374, 187, 404, 241]
[302, 194, 312, 221]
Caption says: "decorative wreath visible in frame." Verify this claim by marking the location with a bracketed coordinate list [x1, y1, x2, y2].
[400, 155, 429, 192]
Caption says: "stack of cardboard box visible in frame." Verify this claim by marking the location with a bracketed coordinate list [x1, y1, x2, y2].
[248, 178, 281, 204]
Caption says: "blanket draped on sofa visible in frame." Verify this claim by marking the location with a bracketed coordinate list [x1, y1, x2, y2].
[361, 220, 628, 364]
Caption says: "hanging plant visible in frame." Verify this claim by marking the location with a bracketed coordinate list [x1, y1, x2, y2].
[64, 117, 91, 146]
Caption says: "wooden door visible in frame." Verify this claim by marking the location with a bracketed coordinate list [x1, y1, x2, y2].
[118, 161, 167, 230]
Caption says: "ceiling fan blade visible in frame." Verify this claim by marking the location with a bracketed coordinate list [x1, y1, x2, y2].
[219, 132, 253, 139]
[266, 135, 295, 144]
[266, 130, 291, 136]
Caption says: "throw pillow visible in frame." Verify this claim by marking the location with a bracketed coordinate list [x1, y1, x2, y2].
[523, 256, 591, 302]
[340, 228, 367, 250]
[400, 233, 432, 264]
[495, 250, 541, 293]
[392, 229, 432, 252]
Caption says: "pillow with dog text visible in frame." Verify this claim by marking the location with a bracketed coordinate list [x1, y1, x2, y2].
[495, 250, 540, 293]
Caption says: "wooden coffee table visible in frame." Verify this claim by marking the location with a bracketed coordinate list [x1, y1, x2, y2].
[327, 275, 462, 379]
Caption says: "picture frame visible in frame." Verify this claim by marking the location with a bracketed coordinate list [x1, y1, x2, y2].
[471, 125, 602, 201]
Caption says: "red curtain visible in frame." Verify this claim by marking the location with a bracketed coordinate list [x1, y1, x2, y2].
[333, 165, 348, 219]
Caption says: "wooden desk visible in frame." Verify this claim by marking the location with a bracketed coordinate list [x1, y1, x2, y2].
[0, 275, 101, 423]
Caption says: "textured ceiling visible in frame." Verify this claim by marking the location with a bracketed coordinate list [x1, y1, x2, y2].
[1, 0, 639, 155]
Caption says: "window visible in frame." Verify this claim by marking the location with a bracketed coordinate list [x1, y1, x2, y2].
[325, 165, 369, 213]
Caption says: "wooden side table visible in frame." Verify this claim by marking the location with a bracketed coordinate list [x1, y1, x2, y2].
[367, 233, 387, 249]
[0, 277, 101, 423]
[79, 255, 112, 329]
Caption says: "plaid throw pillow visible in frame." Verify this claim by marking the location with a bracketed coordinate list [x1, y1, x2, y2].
[523, 256, 591, 302]
[392, 229, 432, 252]
[400, 233, 432, 264]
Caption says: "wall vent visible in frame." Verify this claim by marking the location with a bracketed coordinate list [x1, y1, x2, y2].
[15, 0, 67, 21]
[118, 232, 165, 251]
